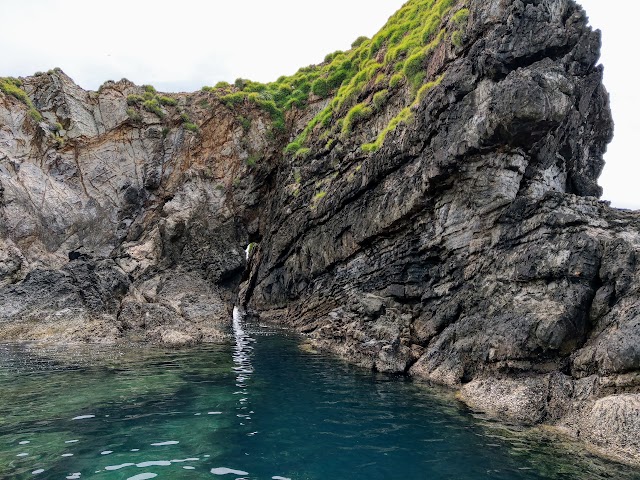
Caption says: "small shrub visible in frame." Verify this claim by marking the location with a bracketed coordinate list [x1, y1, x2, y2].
[98, 80, 115, 92]
[239, 116, 251, 132]
[314, 191, 327, 201]
[437, 0, 455, 16]
[294, 147, 311, 159]
[5, 77, 22, 87]
[362, 107, 413, 152]
[284, 141, 302, 155]
[215, 81, 231, 89]
[143, 99, 164, 117]
[389, 73, 404, 89]
[126, 108, 142, 122]
[311, 78, 330, 98]
[324, 50, 343, 63]
[372, 89, 389, 110]
[221, 92, 245, 107]
[325, 138, 335, 150]
[127, 94, 143, 105]
[411, 72, 427, 91]
[143, 84, 156, 93]
[0, 77, 45, 123]
[184, 122, 199, 132]
[421, 14, 442, 43]
[374, 73, 386, 87]
[342, 103, 373, 135]
[412, 74, 444, 108]
[0, 78, 29, 104]
[327, 69, 348, 90]
[158, 95, 177, 106]
[351, 36, 369, 48]
[28, 108, 42, 122]
[452, 8, 469, 25]
[245, 154, 260, 167]
[311, 190, 328, 208]
[451, 31, 464, 47]
[271, 117, 286, 133]
[234, 78, 248, 89]
[404, 49, 427, 85]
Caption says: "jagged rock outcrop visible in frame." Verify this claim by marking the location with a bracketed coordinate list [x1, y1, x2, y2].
[0, 0, 638, 466]
[0, 72, 277, 344]
[241, 0, 640, 465]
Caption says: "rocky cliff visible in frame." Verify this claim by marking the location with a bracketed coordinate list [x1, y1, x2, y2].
[0, 0, 638, 466]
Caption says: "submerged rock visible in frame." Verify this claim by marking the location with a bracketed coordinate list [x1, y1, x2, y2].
[0, 0, 638, 465]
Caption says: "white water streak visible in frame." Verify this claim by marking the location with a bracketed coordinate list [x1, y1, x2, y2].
[232, 306, 255, 424]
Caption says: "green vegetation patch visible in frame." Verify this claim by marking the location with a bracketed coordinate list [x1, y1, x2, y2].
[281, 0, 459, 155]
[245, 154, 260, 167]
[0, 77, 43, 123]
[158, 95, 178, 106]
[342, 103, 373, 135]
[126, 107, 142, 122]
[452, 7, 469, 25]
[143, 99, 164, 118]
[125, 84, 181, 120]
[373, 89, 389, 110]
[362, 107, 413, 153]
[197, 0, 460, 155]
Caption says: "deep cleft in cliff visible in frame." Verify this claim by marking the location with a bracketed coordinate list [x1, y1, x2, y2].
[0, 0, 638, 466]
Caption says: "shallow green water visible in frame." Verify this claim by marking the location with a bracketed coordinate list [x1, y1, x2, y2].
[1, 318, 639, 480]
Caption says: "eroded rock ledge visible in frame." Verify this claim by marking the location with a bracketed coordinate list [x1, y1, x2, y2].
[0, 0, 638, 466]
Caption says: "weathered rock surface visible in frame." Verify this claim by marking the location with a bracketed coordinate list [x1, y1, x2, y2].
[0, 0, 638, 466]
[0, 72, 276, 344]
[241, 0, 640, 465]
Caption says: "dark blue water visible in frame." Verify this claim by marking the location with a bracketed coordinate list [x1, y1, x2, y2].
[1, 317, 639, 480]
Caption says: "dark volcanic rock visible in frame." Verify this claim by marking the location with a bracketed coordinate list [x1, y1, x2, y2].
[0, 0, 638, 465]
[240, 0, 640, 465]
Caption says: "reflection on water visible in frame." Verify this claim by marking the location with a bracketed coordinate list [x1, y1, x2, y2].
[232, 306, 255, 430]
[0, 322, 639, 480]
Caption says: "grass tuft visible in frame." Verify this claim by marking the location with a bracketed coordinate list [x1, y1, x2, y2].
[0, 77, 44, 123]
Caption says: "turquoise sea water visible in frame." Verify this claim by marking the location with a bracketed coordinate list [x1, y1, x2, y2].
[1, 318, 639, 480]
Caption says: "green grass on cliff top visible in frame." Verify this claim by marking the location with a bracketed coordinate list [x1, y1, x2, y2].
[203, 0, 468, 154]
[0, 76, 43, 122]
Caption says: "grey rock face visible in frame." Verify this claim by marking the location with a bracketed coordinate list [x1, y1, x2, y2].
[0, 72, 274, 344]
[0, 0, 638, 466]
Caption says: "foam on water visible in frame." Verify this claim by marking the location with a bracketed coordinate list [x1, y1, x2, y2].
[150, 441, 179, 446]
[211, 467, 250, 475]
[72, 415, 95, 420]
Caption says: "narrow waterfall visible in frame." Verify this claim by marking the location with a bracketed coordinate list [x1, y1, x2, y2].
[232, 306, 255, 427]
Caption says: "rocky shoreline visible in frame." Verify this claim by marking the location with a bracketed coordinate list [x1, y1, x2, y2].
[0, 0, 638, 467]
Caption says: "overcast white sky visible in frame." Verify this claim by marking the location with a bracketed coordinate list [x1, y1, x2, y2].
[0, 1, 637, 209]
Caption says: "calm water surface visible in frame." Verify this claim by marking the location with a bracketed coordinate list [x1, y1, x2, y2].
[1, 316, 639, 480]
